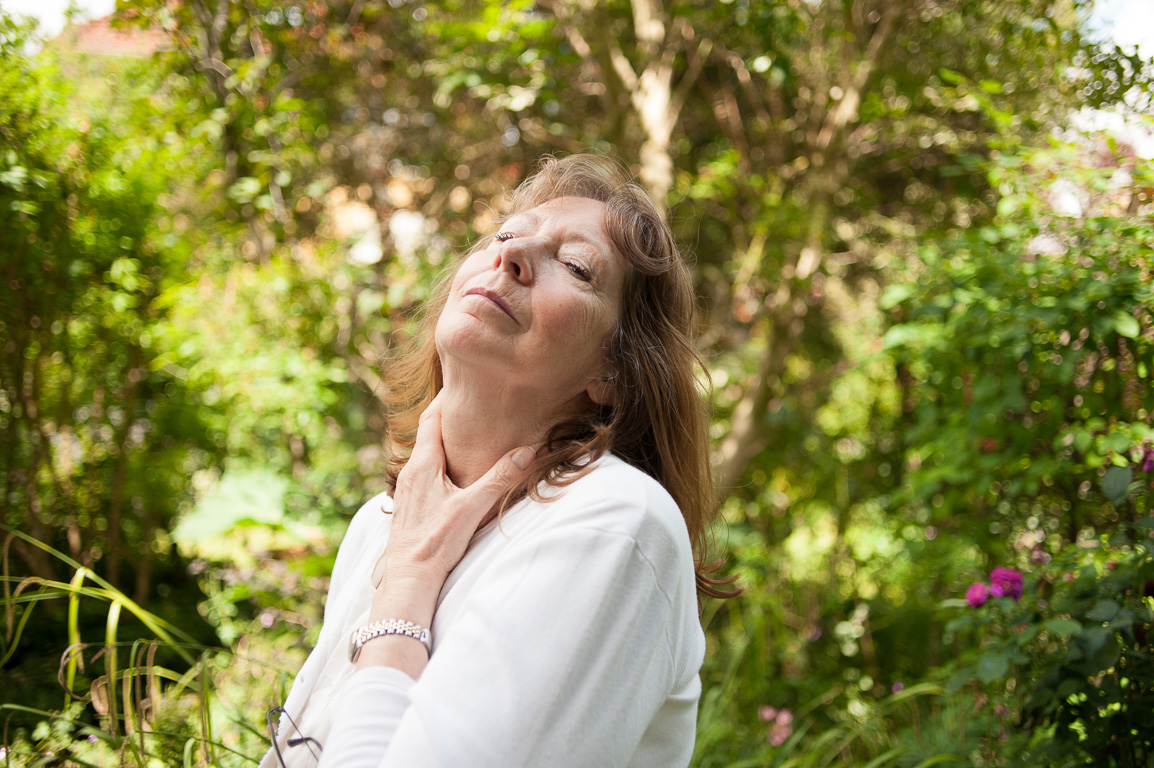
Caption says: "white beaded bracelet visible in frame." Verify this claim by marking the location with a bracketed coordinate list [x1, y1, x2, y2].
[348, 618, 432, 662]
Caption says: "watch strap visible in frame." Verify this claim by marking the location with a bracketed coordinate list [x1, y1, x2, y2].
[349, 618, 432, 662]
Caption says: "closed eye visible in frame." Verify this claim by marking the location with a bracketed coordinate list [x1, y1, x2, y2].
[494, 232, 517, 242]
[565, 261, 592, 280]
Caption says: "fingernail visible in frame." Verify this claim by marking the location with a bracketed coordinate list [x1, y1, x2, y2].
[511, 447, 535, 470]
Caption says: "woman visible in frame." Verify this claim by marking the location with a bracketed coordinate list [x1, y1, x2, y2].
[262, 154, 728, 768]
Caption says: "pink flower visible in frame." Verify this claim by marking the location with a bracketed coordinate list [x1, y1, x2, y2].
[761, 707, 794, 746]
[767, 710, 794, 746]
[892, 682, 905, 693]
[966, 581, 990, 608]
[989, 567, 1023, 601]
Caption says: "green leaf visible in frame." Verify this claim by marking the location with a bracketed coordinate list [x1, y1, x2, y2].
[938, 68, 963, 85]
[227, 176, 262, 203]
[1087, 633, 1121, 672]
[996, 195, 1021, 217]
[1101, 466, 1133, 504]
[1086, 599, 1120, 622]
[1113, 311, 1140, 339]
[945, 615, 973, 633]
[1107, 609, 1136, 629]
[880, 283, 914, 310]
[946, 669, 973, 694]
[882, 324, 924, 349]
[1079, 627, 1109, 657]
[172, 469, 287, 542]
[977, 653, 1010, 684]
[1043, 617, 1082, 637]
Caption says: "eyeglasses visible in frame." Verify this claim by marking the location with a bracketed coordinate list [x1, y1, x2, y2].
[266, 706, 323, 767]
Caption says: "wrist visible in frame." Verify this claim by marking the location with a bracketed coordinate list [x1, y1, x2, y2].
[369, 572, 440, 629]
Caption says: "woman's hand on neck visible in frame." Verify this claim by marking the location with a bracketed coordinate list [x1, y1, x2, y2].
[435, 364, 577, 488]
[436, 355, 590, 484]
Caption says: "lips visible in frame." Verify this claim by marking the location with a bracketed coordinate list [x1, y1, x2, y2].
[464, 287, 519, 324]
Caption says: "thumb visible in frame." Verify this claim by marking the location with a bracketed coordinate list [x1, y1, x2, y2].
[475, 445, 535, 500]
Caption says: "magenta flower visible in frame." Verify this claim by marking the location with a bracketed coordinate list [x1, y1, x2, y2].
[1142, 446, 1154, 473]
[966, 581, 990, 608]
[989, 567, 1023, 601]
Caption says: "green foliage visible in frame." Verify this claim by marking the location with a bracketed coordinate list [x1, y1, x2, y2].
[884, 143, 1153, 551]
[1, 525, 316, 766]
[883, 143, 1154, 767]
[945, 537, 1154, 766]
[0, 11, 212, 599]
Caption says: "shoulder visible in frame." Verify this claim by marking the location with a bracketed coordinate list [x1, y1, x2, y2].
[538, 455, 704, 678]
[538, 455, 693, 575]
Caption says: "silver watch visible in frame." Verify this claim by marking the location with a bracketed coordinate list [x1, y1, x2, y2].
[349, 618, 432, 662]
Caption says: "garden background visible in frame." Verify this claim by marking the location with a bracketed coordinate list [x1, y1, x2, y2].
[2, 0, 1154, 765]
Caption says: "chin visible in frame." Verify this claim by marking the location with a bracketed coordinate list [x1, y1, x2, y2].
[434, 314, 511, 368]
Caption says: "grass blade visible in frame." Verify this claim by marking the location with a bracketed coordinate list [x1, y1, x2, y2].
[105, 600, 122, 738]
[65, 568, 86, 703]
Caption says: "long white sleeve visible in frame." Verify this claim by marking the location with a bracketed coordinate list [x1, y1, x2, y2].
[318, 463, 701, 768]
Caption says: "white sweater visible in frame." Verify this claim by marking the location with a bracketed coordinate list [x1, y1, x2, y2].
[261, 455, 706, 768]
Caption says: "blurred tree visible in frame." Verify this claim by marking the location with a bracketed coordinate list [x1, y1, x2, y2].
[0, 14, 214, 598]
[886, 141, 1153, 563]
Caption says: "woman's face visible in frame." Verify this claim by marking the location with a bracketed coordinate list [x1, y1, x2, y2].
[435, 196, 625, 410]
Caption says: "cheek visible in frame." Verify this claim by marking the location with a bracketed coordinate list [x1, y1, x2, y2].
[540, 298, 615, 364]
[539, 295, 598, 336]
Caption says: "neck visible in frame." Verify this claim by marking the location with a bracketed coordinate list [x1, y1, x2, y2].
[436, 365, 574, 488]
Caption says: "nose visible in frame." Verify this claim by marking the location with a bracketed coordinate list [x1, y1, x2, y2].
[493, 239, 534, 284]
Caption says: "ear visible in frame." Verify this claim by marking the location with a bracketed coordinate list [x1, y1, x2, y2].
[586, 373, 616, 407]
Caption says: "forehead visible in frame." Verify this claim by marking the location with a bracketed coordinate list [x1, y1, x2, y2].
[507, 197, 614, 249]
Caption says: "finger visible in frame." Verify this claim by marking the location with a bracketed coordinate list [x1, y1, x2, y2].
[408, 396, 447, 472]
[469, 446, 535, 511]
[419, 391, 442, 423]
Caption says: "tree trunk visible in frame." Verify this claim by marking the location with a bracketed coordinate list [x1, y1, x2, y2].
[713, 0, 906, 491]
[715, 301, 802, 493]
[16, 347, 56, 580]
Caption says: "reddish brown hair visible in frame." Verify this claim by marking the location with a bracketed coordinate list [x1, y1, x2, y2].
[381, 154, 732, 599]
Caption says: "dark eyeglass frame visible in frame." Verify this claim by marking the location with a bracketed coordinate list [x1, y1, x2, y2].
[266, 706, 324, 767]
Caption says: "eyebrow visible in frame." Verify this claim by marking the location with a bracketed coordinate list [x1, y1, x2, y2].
[502, 211, 540, 230]
[503, 211, 609, 255]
